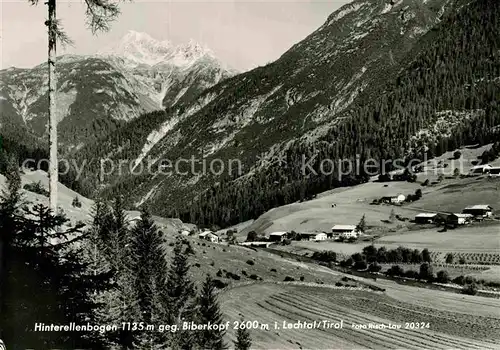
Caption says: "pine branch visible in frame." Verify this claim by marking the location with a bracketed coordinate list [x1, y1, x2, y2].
[84, 0, 122, 33]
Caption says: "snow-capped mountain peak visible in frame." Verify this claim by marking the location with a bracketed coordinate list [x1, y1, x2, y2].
[98, 30, 214, 68]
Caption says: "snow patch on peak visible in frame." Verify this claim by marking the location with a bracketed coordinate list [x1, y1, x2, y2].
[327, 2, 367, 25]
[98, 31, 214, 68]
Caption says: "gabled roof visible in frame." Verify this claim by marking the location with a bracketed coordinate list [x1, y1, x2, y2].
[331, 225, 357, 231]
[415, 213, 437, 218]
[300, 232, 323, 236]
[452, 213, 473, 218]
[464, 205, 493, 211]
[269, 231, 288, 236]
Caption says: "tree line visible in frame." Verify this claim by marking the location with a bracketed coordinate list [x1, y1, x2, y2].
[177, 0, 500, 228]
[0, 159, 252, 349]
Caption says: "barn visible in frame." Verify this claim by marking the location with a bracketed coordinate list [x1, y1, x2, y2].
[300, 232, 327, 241]
[330, 225, 357, 239]
[268, 231, 288, 242]
[462, 205, 494, 218]
[414, 213, 437, 224]
[489, 167, 500, 177]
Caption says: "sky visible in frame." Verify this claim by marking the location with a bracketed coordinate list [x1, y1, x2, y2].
[1, 0, 351, 71]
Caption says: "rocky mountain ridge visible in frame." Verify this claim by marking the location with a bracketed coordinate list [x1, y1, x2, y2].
[0, 31, 234, 150]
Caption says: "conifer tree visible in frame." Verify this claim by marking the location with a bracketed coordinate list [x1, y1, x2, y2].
[166, 237, 196, 349]
[356, 214, 367, 233]
[196, 274, 227, 350]
[234, 317, 252, 350]
[0, 170, 112, 348]
[129, 210, 170, 346]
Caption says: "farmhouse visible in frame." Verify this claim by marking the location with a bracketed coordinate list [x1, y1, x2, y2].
[205, 232, 219, 243]
[268, 231, 288, 242]
[199, 231, 219, 243]
[300, 232, 327, 241]
[449, 213, 473, 226]
[330, 225, 357, 239]
[462, 205, 494, 218]
[414, 213, 437, 224]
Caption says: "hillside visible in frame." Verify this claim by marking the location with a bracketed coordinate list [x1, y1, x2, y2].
[0, 169, 192, 235]
[72, 0, 456, 212]
[179, 0, 500, 228]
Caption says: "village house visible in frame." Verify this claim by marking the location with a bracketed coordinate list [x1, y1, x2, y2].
[462, 205, 494, 218]
[488, 167, 500, 177]
[180, 230, 191, 236]
[330, 225, 357, 239]
[381, 194, 406, 204]
[300, 232, 327, 241]
[268, 231, 288, 242]
[439, 213, 473, 226]
[198, 231, 219, 243]
[414, 213, 437, 224]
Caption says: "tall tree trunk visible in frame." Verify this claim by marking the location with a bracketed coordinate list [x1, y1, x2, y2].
[47, 0, 58, 214]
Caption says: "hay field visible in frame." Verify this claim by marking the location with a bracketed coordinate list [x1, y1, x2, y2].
[221, 282, 500, 349]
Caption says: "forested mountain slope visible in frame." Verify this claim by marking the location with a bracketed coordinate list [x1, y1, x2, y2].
[179, 0, 500, 228]
[73, 0, 453, 206]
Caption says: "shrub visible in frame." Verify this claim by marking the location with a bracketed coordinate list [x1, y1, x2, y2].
[23, 181, 49, 197]
[421, 179, 430, 186]
[249, 274, 260, 280]
[351, 253, 364, 263]
[339, 258, 353, 268]
[445, 253, 454, 264]
[347, 236, 357, 243]
[422, 248, 432, 263]
[404, 270, 420, 279]
[462, 283, 478, 295]
[414, 189, 423, 199]
[386, 265, 404, 277]
[459, 257, 466, 264]
[436, 270, 450, 283]
[419, 263, 434, 282]
[226, 272, 241, 280]
[335, 282, 343, 287]
[216, 269, 223, 277]
[194, 263, 201, 268]
[270, 268, 277, 272]
[453, 150, 462, 160]
[284, 276, 295, 282]
[282, 239, 292, 245]
[368, 263, 382, 273]
[452, 275, 465, 285]
[241, 270, 247, 276]
[246, 231, 258, 242]
[353, 261, 367, 270]
[246, 260, 255, 266]
[185, 245, 195, 255]
[464, 276, 475, 285]
[300, 276, 305, 281]
[210, 261, 215, 266]
[212, 279, 228, 289]
[311, 251, 337, 263]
